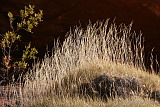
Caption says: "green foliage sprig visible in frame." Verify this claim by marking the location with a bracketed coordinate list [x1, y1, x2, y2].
[0, 5, 43, 82]
[18, 5, 43, 32]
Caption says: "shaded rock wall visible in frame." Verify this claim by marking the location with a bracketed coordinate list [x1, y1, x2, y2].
[0, 0, 160, 69]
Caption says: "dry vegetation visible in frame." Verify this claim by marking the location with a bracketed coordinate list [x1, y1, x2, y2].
[3, 20, 160, 107]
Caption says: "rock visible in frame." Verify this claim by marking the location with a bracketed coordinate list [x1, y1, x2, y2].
[92, 75, 115, 98]
[114, 76, 143, 97]
[150, 90, 160, 102]
[79, 74, 160, 102]
[79, 74, 144, 99]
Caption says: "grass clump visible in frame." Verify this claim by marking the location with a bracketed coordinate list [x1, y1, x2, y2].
[16, 20, 160, 107]
[29, 96, 160, 107]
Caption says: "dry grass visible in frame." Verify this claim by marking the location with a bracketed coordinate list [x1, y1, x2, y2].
[29, 96, 160, 107]
[6, 20, 160, 106]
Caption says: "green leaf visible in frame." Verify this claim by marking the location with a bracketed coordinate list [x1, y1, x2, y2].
[8, 12, 13, 18]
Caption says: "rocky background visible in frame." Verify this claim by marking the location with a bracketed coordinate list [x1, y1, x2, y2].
[0, 0, 160, 70]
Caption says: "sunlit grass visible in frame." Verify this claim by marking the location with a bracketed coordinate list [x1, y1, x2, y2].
[29, 96, 160, 107]
[7, 20, 160, 106]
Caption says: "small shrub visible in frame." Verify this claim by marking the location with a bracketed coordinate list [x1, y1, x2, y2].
[0, 5, 43, 84]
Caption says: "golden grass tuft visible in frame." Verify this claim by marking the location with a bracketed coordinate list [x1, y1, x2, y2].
[7, 20, 160, 106]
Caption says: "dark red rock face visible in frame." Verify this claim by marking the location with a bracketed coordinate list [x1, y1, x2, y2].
[0, 0, 160, 69]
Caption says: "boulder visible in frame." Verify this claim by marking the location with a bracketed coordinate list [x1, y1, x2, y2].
[79, 74, 144, 99]
[150, 90, 160, 102]
[79, 74, 160, 102]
